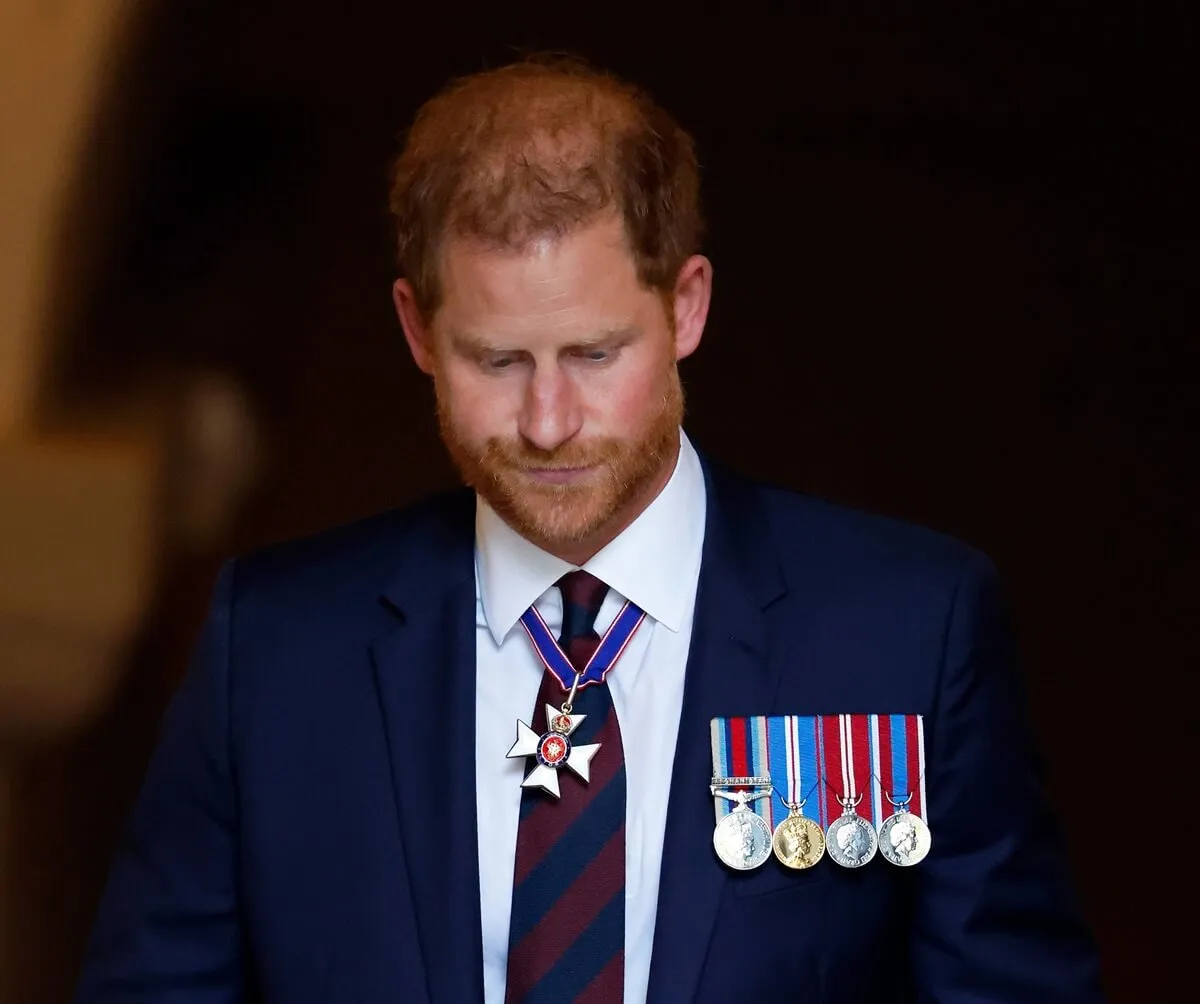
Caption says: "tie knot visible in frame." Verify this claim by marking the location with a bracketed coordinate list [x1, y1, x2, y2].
[556, 570, 609, 648]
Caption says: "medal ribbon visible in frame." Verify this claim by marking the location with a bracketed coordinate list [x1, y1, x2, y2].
[519, 597, 646, 693]
[710, 716, 822, 829]
[766, 715, 822, 829]
[871, 713, 927, 822]
[820, 714, 878, 826]
[710, 716, 767, 824]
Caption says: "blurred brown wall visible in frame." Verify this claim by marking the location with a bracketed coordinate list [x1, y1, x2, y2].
[0, 4, 157, 999]
[0, 0, 132, 434]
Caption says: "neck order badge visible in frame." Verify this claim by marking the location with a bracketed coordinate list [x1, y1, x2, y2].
[505, 587, 646, 798]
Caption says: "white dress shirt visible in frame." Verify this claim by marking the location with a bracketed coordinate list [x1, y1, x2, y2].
[474, 429, 707, 1004]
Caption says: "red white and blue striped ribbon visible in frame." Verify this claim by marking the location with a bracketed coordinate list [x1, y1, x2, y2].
[709, 715, 822, 830]
[820, 714, 876, 826]
[712, 713, 927, 830]
[519, 599, 646, 693]
[870, 713, 927, 823]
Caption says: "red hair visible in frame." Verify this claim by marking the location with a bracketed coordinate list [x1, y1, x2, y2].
[388, 55, 704, 316]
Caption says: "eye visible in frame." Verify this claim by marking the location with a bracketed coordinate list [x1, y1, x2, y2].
[482, 354, 517, 371]
[577, 347, 613, 363]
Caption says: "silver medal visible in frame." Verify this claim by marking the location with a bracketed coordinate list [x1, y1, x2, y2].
[878, 797, 932, 866]
[826, 794, 878, 868]
[711, 780, 773, 871]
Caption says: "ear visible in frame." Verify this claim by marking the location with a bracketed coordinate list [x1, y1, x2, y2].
[392, 279, 436, 375]
[670, 254, 713, 361]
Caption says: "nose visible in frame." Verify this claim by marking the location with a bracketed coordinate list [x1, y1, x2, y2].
[517, 362, 582, 452]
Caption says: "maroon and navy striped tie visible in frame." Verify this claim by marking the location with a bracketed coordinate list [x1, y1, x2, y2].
[505, 570, 626, 1003]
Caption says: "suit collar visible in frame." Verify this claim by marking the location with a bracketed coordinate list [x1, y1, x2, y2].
[695, 451, 787, 611]
[378, 488, 475, 617]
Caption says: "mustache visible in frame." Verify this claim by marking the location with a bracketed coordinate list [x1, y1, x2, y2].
[481, 438, 623, 470]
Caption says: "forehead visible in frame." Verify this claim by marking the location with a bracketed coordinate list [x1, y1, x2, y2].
[434, 217, 654, 331]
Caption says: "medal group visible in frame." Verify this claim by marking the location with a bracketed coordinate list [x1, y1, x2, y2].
[710, 713, 932, 872]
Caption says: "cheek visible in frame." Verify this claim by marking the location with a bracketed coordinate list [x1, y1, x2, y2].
[590, 359, 670, 430]
[440, 370, 520, 439]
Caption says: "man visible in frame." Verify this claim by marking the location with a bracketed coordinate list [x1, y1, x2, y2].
[75, 57, 1105, 1002]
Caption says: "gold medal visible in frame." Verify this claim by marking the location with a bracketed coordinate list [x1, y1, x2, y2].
[770, 716, 825, 869]
[771, 802, 825, 869]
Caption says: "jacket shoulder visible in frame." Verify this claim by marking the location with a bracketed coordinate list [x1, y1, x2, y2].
[228, 487, 474, 608]
[717, 461, 995, 593]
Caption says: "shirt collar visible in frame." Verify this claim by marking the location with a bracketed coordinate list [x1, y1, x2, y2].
[475, 429, 706, 645]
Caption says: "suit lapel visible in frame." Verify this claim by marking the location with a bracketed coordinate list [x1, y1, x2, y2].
[646, 460, 787, 1004]
[370, 492, 484, 1004]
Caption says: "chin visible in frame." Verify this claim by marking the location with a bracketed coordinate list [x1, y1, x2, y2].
[506, 496, 617, 551]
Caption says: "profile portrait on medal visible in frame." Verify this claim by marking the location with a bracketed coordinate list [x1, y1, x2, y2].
[836, 820, 872, 864]
[716, 811, 758, 867]
[888, 817, 919, 858]
[881, 812, 930, 866]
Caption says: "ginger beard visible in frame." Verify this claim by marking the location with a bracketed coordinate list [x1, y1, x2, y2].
[435, 361, 684, 553]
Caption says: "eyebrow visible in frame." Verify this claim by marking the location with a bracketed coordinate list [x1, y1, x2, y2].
[449, 325, 640, 354]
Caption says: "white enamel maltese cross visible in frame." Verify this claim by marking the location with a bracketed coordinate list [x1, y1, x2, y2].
[506, 704, 601, 798]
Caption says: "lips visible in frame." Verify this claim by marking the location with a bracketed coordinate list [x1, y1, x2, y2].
[521, 465, 596, 485]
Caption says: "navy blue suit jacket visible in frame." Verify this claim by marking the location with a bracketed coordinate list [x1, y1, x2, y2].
[76, 457, 1104, 1002]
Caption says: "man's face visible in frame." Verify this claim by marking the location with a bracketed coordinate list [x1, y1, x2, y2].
[397, 214, 708, 560]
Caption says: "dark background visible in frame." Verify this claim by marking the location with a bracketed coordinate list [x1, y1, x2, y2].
[12, 3, 1196, 1001]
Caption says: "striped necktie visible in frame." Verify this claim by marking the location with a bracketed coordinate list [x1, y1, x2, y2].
[505, 570, 626, 1003]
